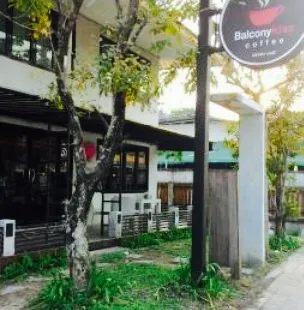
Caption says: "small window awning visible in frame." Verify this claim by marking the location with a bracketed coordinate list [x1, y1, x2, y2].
[0, 87, 195, 151]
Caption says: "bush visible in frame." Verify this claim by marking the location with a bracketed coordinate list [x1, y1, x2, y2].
[31, 265, 121, 310]
[173, 260, 233, 301]
[121, 227, 192, 248]
[0, 251, 67, 282]
[269, 235, 302, 252]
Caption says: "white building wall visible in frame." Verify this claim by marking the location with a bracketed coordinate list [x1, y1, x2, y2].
[0, 15, 159, 127]
[160, 119, 229, 142]
[287, 172, 304, 189]
[158, 169, 193, 184]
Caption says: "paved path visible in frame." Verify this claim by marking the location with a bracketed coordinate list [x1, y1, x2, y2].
[249, 248, 304, 310]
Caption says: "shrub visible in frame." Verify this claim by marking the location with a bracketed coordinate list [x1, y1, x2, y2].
[122, 227, 192, 248]
[269, 235, 302, 252]
[0, 251, 67, 282]
[173, 259, 233, 301]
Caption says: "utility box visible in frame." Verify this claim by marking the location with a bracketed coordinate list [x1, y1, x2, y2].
[0, 219, 16, 256]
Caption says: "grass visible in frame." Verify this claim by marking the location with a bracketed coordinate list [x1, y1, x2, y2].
[269, 234, 302, 252]
[98, 251, 128, 264]
[0, 251, 67, 283]
[5, 232, 303, 310]
[122, 228, 192, 249]
[31, 262, 236, 310]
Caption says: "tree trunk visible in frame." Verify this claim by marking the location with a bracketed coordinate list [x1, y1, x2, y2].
[66, 180, 93, 291]
[275, 182, 285, 237]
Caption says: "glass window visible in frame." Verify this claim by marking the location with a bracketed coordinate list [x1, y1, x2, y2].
[0, 0, 6, 53]
[137, 151, 147, 187]
[36, 38, 52, 68]
[12, 12, 31, 61]
[110, 154, 121, 192]
[97, 141, 149, 193]
[125, 152, 135, 191]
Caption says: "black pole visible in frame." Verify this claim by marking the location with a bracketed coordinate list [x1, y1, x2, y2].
[191, 0, 212, 284]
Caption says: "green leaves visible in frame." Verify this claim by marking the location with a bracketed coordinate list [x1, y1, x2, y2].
[9, 0, 53, 39]
[97, 46, 159, 106]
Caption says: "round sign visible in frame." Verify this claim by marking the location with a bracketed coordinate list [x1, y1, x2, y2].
[220, 0, 304, 68]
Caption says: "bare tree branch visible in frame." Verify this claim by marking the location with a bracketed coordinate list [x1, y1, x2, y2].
[93, 108, 109, 132]
[118, 0, 139, 52]
[129, 15, 148, 45]
[115, 0, 123, 21]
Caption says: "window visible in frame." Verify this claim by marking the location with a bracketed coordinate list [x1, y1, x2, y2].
[0, 2, 59, 70]
[100, 35, 150, 65]
[97, 141, 149, 193]
[0, 0, 6, 53]
[12, 12, 31, 62]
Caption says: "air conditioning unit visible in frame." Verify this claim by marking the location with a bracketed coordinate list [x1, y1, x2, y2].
[0, 219, 16, 257]
[136, 199, 161, 214]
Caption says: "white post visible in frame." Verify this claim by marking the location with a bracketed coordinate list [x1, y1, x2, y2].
[169, 206, 179, 227]
[144, 209, 153, 232]
[239, 112, 266, 266]
[155, 199, 162, 214]
[0, 219, 16, 257]
[108, 211, 122, 238]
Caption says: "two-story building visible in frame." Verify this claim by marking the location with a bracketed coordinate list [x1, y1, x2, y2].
[0, 0, 195, 255]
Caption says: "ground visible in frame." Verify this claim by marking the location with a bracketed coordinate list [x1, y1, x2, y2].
[247, 247, 304, 310]
[0, 239, 303, 309]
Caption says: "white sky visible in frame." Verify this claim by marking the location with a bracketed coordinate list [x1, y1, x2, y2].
[159, 9, 304, 120]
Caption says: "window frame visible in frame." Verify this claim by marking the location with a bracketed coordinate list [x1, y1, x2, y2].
[99, 35, 151, 65]
[97, 140, 149, 194]
[0, 3, 67, 71]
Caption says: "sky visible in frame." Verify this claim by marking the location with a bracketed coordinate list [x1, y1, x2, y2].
[159, 3, 303, 120]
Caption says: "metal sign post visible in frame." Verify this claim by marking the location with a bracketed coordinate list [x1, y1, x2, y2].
[191, 0, 213, 284]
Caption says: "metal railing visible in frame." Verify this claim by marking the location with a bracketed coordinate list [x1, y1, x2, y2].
[15, 222, 66, 254]
[122, 214, 148, 236]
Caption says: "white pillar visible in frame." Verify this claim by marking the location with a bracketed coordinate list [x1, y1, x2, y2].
[108, 211, 122, 238]
[144, 209, 153, 232]
[169, 206, 179, 227]
[239, 113, 266, 266]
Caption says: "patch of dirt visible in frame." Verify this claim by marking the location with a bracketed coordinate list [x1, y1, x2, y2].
[0, 279, 46, 310]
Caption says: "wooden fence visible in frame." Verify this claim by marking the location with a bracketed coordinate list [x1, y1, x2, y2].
[209, 170, 240, 278]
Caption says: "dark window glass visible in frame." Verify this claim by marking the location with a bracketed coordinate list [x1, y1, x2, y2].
[97, 140, 149, 193]
[137, 151, 147, 188]
[36, 38, 52, 68]
[109, 154, 121, 192]
[0, 0, 6, 53]
[125, 152, 135, 191]
[12, 12, 31, 61]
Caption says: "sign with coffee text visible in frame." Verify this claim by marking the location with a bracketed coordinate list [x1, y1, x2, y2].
[220, 0, 304, 68]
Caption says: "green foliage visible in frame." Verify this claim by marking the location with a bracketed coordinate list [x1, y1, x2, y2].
[269, 235, 302, 252]
[121, 228, 192, 248]
[284, 188, 300, 219]
[32, 258, 236, 310]
[32, 264, 180, 310]
[100, 251, 127, 264]
[173, 261, 234, 303]
[9, 0, 53, 38]
[0, 251, 67, 282]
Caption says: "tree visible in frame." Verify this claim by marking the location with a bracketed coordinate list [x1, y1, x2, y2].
[4, 0, 192, 290]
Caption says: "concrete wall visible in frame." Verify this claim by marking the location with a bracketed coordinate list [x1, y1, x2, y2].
[160, 119, 230, 142]
[287, 172, 304, 189]
[158, 169, 193, 184]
